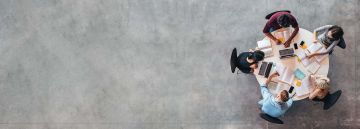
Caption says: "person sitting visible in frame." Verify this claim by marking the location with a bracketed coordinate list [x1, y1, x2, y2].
[308, 25, 345, 58]
[308, 74, 330, 100]
[236, 50, 265, 74]
[258, 72, 293, 118]
[263, 11, 299, 48]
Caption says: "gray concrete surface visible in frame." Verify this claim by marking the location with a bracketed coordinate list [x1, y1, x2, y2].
[0, 0, 359, 129]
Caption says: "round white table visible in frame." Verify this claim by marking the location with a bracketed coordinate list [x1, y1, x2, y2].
[254, 28, 329, 101]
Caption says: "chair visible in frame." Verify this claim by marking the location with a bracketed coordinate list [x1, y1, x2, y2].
[265, 10, 291, 19]
[323, 90, 342, 110]
[259, 113, 284, 124]
[230, 48, 238, 73]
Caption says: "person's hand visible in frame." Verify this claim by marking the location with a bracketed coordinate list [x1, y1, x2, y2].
[250, 64, 258, 69]
[313, 40, 318, 43]
[284, 40, 291, 48]
[307, 54, 315, 58]
[274, 39, 282, 45]
[270, 72, 280, 77]
[250, 69, 254, 73]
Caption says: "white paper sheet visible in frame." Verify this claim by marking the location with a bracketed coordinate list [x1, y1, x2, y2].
[257, 40, 271, 49]
[294, 76, 311, 96]
[307, 43, 322, 54]
[262, 47, 273, 57]
[315, 47, 327, 62]
[307, 61, 321, 74]
[275, 64, 294, 85]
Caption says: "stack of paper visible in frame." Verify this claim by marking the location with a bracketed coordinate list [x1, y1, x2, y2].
[275, 64, 295, 85]
[257, 39, 273, 57]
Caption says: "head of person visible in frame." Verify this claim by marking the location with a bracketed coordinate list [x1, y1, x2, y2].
[276, 90, 289, 104]
[328, 25, 344, 40]
[248, 50, 265, 63]
[315, 76, 330, 90]
[277, 14, 291, 28]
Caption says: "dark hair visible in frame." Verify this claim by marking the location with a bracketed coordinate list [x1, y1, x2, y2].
[280, 90, 289, 102]
[329, 25, 344, 40]
[248, 50, 265, 62]
[277, 14, 291, 27]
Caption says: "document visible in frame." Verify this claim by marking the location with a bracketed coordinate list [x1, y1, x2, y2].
[294, 76, 311, 96]
[296, 49, 321, 73]
[257, 39, 273, 57]
[276, 83, 289, 93]
[307, 43, 323, 54]
[296, 50, 315, 66]
[262, 48, 273, 57]
[257, 40, 271, 49]
[307, 61, 321, 74]
[275, 64, 295, 85]
[314, 47, 327, 62]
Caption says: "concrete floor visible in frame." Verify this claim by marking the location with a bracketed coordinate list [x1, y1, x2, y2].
[0, 0, 359, 129]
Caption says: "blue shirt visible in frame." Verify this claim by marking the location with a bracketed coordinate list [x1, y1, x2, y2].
[259, 85, 293, 117]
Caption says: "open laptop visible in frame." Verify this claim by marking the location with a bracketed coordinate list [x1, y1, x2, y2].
[258, 62, 273, 78]
[279, 48, 295, 59]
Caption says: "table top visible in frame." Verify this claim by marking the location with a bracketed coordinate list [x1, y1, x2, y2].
[254, 28, 329, 101]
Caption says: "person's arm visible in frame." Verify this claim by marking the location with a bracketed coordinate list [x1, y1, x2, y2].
[309, 89, 321, 100]
[260, 73, 279, 99]
[265, 33, 281, 44]
[263, 21, 282, 44]
[239, 67, 252, 74]
[260, 85, 271, 99]
[286, 98, 293, 107]
[308, 40, 339, 58]
[284, 27, 299, 47]
[314, 25, 333, 34]
[313, 25, 333, 43]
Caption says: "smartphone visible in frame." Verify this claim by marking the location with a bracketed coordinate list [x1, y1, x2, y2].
[289, 86, 294, 93]
[300, 41, 305, 46]
[294, 43, 298, 49]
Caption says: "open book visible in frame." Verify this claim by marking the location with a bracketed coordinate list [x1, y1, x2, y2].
[274, 27, 293, 43]
[306, 43, 327, 62]
[296, 50, 321, 74]
[275, 64, 295, 85]
[257, 39, 273, 57]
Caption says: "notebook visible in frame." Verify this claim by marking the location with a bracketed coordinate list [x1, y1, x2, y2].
[307, 61, 321, 74]
[294, 69, 306, 80]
